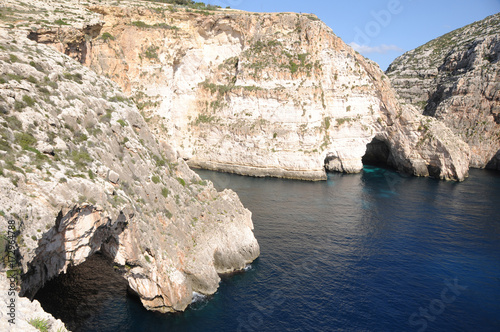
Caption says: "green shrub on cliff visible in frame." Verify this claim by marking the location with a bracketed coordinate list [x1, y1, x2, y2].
[131, 21, 179, 30]
[152, 175, 161, 184]
[100, 109, 113, 123]
[199, 80, 233, 95]
[145, 46, 159, 59]
[176, 177, 186, 186]
[15, 132, 37, 149]
[71, 150, 92, 168]
[100, 32, 115, 41]
[54, 19, 69, 26]
[323, 117, 331, 130]
[5, 115, 22, 129]
[194, 113, 216, 125]
[117, 119, 128, 127]
[289, 60, 299, 74]
[131, 21, 149, 28]
[28, 317, 50, 332]
[9, 54, 19, 63]
[143, 0, 221, 10]
[23, 95, 35, 107]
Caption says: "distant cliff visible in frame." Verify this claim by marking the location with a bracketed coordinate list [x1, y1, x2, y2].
[387, 13, 500, 170]
[19, 0, 471, 181]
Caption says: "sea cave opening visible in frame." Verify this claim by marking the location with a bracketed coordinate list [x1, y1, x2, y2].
[33, 252, 136, 331]
[362, 138, 392, 168]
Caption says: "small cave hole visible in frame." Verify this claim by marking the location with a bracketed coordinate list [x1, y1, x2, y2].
[362, 138, 391, 167]
[486, 149, 500, 171]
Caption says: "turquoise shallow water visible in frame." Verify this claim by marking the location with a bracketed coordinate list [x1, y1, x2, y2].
[36, 167, 500, 331]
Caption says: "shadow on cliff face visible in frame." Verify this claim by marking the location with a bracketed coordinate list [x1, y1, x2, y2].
[20, 204, 130, 329]
[487, 149, 500, 171]
[27, 24, 103, 64]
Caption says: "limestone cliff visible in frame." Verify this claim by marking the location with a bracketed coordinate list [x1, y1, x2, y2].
[387, 13, 500, 169]
[0, 26, 259, 321]
[13, 0, 470, 181]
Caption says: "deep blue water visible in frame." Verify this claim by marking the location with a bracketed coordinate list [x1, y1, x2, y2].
[37, 167, 500, 331]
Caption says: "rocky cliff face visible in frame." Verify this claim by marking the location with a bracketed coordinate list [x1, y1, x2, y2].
[0, 26, 259, 319]
[387, 13, 500, 170]
[14, 0, 471, 181]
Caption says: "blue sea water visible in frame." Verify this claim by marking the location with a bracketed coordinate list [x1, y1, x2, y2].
[36, 167, 500, 331]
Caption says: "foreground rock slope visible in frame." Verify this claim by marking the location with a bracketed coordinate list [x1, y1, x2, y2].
[0, 27, 259, 321]
[12, 0, 471, 181]
[387, 13, 500, 170]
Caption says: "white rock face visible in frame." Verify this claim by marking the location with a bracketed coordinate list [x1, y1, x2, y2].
[0, 28, 259, 316]
[68, 3, 469, 181]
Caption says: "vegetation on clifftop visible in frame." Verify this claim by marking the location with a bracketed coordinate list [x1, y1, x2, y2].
[142, 0, 223, 10]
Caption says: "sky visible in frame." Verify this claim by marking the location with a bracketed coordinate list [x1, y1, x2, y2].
[203, 0, 500, 70]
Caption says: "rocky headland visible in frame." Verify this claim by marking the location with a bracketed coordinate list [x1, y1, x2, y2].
[0, 20, 259, 331]
[387, 13, 500, 170]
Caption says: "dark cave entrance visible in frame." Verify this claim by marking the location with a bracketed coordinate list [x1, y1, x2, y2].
[362, 138, 392, 167]
[33, 253, 135, 332]
[486, 149, 500, 171]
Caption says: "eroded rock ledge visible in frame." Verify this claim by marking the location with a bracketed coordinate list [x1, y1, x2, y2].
[0, 29, 259, 317]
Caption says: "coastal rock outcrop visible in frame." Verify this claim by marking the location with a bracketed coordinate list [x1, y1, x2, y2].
[0, 27, 259, 319]
[387, 13, 500, 170]
[16, 0, 470, 181]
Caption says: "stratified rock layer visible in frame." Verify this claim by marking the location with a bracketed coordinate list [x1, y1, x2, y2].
[0, 28, 259, 316]
[387, 13, 500, 169]
[15, 0, 470, 181]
